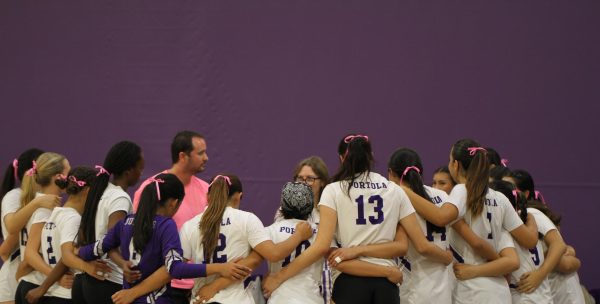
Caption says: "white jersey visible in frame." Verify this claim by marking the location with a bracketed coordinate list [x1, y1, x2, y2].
[0, 188, 22, 301]
[94, 182, 132, 284]
[40, 207, 81, 298]
[319, 172, 415, 267]
[401, 186, 452, 304]
[510, 208, 555, 304]
[548, 272, 585, 304]
[448, 185, 522, 304]
[180, 207, 271, 304]
[266, 219, 322, 304]
[20, 193, 52, 285]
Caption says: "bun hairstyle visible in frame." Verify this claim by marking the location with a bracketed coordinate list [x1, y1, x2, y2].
[332, 134, 373, 196]
[55, 166, 97, 196]
[200, 174, 243, 262]
[489, 180, 528, 223]
[452, 139, 489, 217]
[133, 173, 184, 252]
[20, 152, 67, 209]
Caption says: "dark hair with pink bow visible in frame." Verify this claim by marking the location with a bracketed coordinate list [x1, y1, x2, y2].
[511, 169, 546, 204]
[55, 166, 97, 196]
[332, 133, 373, 196]
[388, 148, 432, 203]
[489, 180, 528, 223]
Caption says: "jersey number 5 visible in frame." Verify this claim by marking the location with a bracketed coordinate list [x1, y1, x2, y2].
[355, 195, 384, 225]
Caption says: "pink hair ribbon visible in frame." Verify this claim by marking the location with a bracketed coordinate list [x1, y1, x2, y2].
[12, 159, 18, 180]
[534, 191, 546, 205]
[467, 147, 487, 156]
[344, 134, 369, 144]
[148, 178, 165, 200]
[95, 165, 110, 176]
[69, 176, 87, 187]
[210, 175, 231, 187]
[399, 166, 420, 184]
[501, 158, 509, 167]
[25, 161, 37, 177]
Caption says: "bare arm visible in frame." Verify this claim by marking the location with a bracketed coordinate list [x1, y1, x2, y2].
[555, 245, 581, 274]
[517, 230, 566, 293]
[112, 266, 171, 304]
[335, 260, 402, 284]
[0, 233, 19, 262]
[509, 214, 538, 249]
[451, 219, 498, 261]
[253, 222, 313, 262]
[24, 222, 53, 276]
[25, 259, 69, 304]
[5, 195, 60, 234]
[400, 213, 452, 265]
[329, 224, 407, 266]
[402, 187, 458, 226]
[454, 247, 519, 280]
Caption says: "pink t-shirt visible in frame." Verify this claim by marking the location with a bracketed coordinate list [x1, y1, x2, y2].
[133, 170, 209, 289]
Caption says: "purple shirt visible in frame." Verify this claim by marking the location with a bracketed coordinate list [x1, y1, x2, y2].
[79, 214, 206, 304]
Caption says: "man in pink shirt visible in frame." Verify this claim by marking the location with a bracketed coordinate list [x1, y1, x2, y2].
[133, 130, 209, 304]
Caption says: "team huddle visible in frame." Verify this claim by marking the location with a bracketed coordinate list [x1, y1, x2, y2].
[0, 131, 587, 304]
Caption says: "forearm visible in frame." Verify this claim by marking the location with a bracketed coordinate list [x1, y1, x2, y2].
[170, 262, 206, 279]
[556, 255, 581, 274]
[26, 250, 53, 276]
[469, 256, 517, 277]
[420, 242, 451, 265]
[0, 233, 19, 259]
[261, 234, 303, 262]
[108, 249, 126, 268]
[5, 203, 39, 234]
[335, 260, 394, 278]
[278, 244, 329, 282]
[404, 189, 449, 226]
[126, 267, 171, 300]
[520, 217, 539, 249]
[355, 241, 406, 259]
[539, 242, 566, 276]
[472, 241, 499, 261]
[37, 259, 68, 293]
[201, 251, 263, 292]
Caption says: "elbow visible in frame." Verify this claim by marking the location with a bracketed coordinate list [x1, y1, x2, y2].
[521, 236, 538, 250]
[394, 241, 408, 257]
[507, 256, 520, 273]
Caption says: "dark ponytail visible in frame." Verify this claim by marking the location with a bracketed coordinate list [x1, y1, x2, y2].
[0, 148, 44, 239]
[489, 180, 528, 223]
[331, 134, 373, 196]
[79, 141, 142, 245]
[388, 148, 431, 202]
[200, 174, 242, 262]
[133, 173, 184, 252]
[511, 169, 536, 200]
[452, 139, 489, 217]
[55, 167, 97, 196]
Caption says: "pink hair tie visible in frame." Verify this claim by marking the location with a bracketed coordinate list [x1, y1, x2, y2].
[57, 174, 68, 181]
[534, 191, 546, 205]
[95, 165, 110, 176]
[69, 176, 87, 187]
[467, 147, 487, 156]
[344, 134, 369, 144]
[399, 166, 420, 184]
[25, 161, 37, 177]
[148, 178, 165, 200]
[501, 158, 509, 167]
[12, 159, 18, 180]
[210, 175, 232, 187]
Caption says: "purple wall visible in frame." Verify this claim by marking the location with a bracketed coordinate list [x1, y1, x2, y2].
[1, 1, 599, 287]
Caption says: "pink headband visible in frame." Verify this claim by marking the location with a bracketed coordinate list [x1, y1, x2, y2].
[534, 191, 546, 205]
[501, 158, 509, 167]
[148, 177, 165, 200]
[69, 176, 87, 187]
[25, 161, 37, 177]
[467, 147, 487, 156]
[95, 165, 110, 176]
[399, 166, 420, 184]
[12, 159, 18, 180]
[210, 175, 232, 187]
[344, 134, 369, 144]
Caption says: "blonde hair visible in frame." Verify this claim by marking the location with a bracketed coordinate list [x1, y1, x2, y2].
[20, 152, 66, 208]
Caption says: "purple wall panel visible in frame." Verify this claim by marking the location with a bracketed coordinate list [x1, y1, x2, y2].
[1, 1, 599, 286]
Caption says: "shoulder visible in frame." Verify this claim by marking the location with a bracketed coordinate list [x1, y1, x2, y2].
[2, 188, 21, 203]
[181, 214, 202, 232]
[103, 183, 131, 201]
[191, 176, 209, 188]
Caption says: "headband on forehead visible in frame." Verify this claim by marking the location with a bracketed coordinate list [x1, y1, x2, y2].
[25, 161, 37, 177]
[12, 159, 18, 180]
[210, 175, 232, 187]
[148, 177, 165, 200]
[344, 134, 369, 144]
[95, 165, 110, 176]
[399, 166, 420, 185]
[467, 147, 487, 156]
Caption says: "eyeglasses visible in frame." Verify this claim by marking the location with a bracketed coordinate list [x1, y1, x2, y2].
[294, 176, 319, 185]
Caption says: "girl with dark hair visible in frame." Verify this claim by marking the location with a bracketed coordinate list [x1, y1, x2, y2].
[264, 134, 452, 304]
[77, 173, 251, 304]
[179, 174, 313, 304]
[387, 148, 454, 304]
[74, 141, 145, 303]
[15, 152, 71, 304]
[0, 148, 58, 304]
[432, 166, 456, 195]
[512, 169, 546, 204]
[488, 181, 566, 304]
